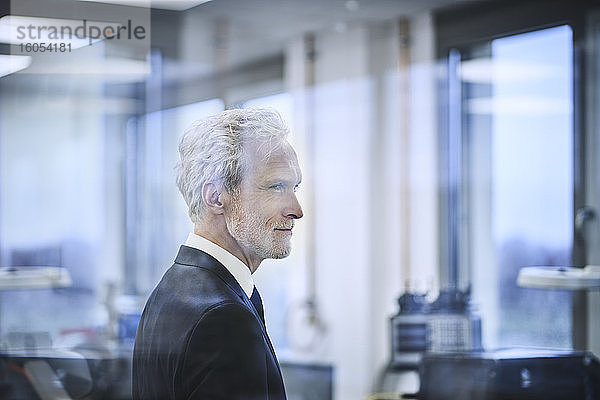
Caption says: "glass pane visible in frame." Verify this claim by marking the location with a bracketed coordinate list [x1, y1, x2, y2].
[241, 92, 294, 350]
[0, 72, 109, 347]
[128, 99, 224, 294]
[463, 25, 573, 349]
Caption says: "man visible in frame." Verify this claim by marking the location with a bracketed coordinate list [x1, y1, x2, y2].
[133, 108, 303, 400]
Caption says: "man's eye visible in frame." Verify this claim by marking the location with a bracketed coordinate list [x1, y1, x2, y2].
[270, 183, 284, 191]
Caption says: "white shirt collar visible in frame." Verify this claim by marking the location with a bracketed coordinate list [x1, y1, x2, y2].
[184, 232, 254, 298]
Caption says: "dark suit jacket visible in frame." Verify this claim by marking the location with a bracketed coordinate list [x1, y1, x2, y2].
[132, 245, 287, 400]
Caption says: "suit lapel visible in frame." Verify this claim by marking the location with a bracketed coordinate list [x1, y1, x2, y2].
[174, 245, 283, 373]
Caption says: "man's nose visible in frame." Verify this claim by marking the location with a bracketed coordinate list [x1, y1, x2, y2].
[284, 193, 303, 219]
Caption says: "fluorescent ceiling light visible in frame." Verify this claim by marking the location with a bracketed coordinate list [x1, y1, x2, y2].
[0, 15, 116, 49]
[23, 56, 150, 82]
[0, 54, 32, 78]
[78, 0, 212, 11]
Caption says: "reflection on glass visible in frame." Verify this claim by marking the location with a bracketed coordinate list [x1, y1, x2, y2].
[128, 98, 224, 294]
[242, 92, 294, 351]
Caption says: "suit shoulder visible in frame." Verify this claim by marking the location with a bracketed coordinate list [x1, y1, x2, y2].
[194, 301, 259, 329]
[153, 264, 241, 308]
[136, 264, 246, 343]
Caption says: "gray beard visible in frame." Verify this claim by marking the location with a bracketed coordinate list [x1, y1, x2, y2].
[226, 201, 292, 261]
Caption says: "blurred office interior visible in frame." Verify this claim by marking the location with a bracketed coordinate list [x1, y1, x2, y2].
[1, 0, 600, 399]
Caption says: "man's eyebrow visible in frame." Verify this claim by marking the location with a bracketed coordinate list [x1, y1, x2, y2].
[264, 178, 301, 186]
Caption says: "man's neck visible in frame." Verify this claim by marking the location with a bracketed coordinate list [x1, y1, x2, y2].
[194, 220, 262, 273]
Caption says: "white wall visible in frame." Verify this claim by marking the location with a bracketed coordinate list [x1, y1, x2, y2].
[408, 12, 439, 293]
[284, 14, 438, 399]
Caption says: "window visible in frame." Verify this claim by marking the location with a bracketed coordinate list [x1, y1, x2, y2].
[456, 26, 574, 349]
[437, 0, 600, 354]
[0, 72, 112, 347]
[125, 99, 224, 294]
[241, 92, 297, 350]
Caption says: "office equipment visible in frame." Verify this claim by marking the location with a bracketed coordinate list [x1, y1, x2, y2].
[390, 293, 428, 368]
[427, 289, 482, 353]
[381, 289, 483, 396]
[0, 348, 129, 400]
[419, 348, 600, 400]
[0, 266, 72, 290]
[0, 349, 92, 399]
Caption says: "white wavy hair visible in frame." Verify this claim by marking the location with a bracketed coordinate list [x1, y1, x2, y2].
[175, 107, 290, 223]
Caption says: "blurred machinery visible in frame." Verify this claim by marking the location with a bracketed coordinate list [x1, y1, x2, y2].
[0, 267, 133, 399]
[380, 288, 482, 396]
[378, 288, 600, 400]
[426, 289, 482, 354]
[0, 349, 92, 399]
[0, 266, 71, 290]
[0, 348, 129, 400]
[419, 349, 600, 400]
[380, 292, 428, 395]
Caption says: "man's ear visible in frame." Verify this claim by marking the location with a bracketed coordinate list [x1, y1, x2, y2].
[201, 181, 224, 214]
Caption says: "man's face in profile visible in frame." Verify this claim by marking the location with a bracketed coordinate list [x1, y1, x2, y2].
[224, 140, 303, 262]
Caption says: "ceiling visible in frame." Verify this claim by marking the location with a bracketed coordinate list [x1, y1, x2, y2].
[1, 0, 485, 100]
[154, 0, 484, 84]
